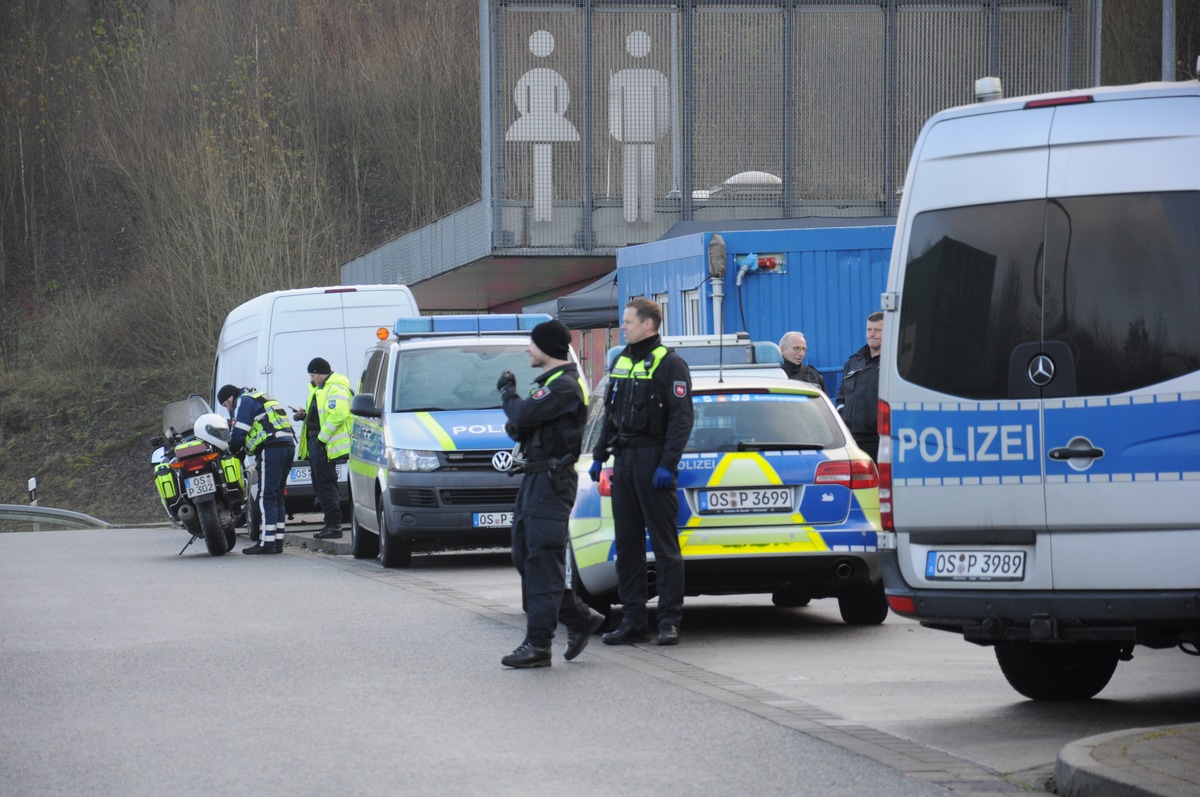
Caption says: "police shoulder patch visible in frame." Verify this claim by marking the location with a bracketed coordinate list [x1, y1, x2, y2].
[327, 399, 337, 409]
[531, 387, 550, 400]
[673, 381, 688, 398]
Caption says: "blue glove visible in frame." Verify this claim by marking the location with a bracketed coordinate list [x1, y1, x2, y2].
[588, 459, 604, 483]
[652, 467, 675, 490]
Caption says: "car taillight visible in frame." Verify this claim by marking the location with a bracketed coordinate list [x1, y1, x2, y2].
[814, 459, 878, 490]
[878, 399, 893, 532]
[598, 468, 615, 497]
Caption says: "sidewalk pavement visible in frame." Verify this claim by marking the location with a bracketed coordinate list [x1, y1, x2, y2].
[1056, 724, 1200, 797]
[275, 525, 1200, 797]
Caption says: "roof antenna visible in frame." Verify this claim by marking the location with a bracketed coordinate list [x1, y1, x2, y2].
[708, 233, 727, 383]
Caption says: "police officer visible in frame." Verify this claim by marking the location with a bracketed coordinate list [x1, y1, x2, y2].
[294, 357, 353, 540]
[218, 384, 296, 555]
[835, 311, 883, 461]
[496, 319, 605, 668]
[590, 298, 694, 646]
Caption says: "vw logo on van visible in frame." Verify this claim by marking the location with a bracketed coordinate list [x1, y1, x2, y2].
[1027, 354, 1055, 387]
[491, 450, 514, 472]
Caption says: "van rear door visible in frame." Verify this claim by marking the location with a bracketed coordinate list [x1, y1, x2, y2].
[1038, 95, 1200, 590]
[890, 91, 1200, 594]
[888, 106, 1054, 589]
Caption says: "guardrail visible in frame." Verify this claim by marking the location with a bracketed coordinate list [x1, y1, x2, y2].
[0, 504, 111, 530]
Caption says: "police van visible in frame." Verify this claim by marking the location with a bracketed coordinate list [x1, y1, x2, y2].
[347, 314, 559, 567]
[877, 80, 1200, 699]
[212, 285, 419, 516]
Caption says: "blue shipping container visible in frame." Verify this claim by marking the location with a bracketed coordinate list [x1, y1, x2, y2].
[616, 223, 894, 399]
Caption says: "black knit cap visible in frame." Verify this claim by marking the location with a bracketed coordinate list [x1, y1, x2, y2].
[307, 357, 332, 375]
[530, 319, 572, 360]
[217, 384, 241, 405]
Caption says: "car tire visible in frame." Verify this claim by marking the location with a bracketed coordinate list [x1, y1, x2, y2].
[377, 502, 412, 568]
[350, 505, 379, 560]
[837, 581, 888, 625]
[994, 640, 1120, 701]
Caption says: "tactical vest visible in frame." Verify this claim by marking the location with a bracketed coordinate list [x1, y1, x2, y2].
[605, 345, 669, 438]
[525, 370, 588, 463]
[244, 390, 294, 455]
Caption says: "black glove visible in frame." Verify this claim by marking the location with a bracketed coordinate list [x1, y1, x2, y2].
[497, 370, 517, 394]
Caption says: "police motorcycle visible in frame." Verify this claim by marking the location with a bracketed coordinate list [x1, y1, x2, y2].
[150, 395, 246, 556]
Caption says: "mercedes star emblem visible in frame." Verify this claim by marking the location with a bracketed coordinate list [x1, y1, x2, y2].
[1028, 354, 1055, 387]
[491, 450, 514, 472]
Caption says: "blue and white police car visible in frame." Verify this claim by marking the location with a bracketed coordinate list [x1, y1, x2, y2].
[569, 335, 886, 626]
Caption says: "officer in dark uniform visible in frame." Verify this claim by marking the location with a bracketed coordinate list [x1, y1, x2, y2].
[496, 319, 606, 668]
[590, 298, 694, 646]
[835, 311, 883, 461]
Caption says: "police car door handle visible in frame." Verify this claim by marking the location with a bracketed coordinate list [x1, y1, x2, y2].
[1048, 446, 1103, 460]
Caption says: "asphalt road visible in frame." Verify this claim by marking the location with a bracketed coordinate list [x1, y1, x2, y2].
[6, 528, 1200, 796]
[2, 528, 951, 797]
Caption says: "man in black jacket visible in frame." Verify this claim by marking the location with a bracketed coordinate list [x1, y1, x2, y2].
[779, 331, 825, 393]
[497, 320, 605, 668]
[590, 298, 694, 646]
[835, 311, 883, 460]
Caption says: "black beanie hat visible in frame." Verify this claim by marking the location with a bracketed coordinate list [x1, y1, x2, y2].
[217, 384, 241, 405]
[530, 319, 572, 360]
[307, 357, 332, 375]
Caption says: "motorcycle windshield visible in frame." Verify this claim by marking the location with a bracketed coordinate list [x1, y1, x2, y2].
[162, 396, 212, 439]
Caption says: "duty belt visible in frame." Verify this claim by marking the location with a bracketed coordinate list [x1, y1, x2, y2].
[519, 455, 577, 474]
[615, 435, 660, 449]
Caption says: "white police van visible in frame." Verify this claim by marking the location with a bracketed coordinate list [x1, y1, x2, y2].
[346, 314, 556, 567]
[877, 80, 1200, 700]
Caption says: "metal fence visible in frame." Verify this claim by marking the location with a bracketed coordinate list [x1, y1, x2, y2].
[485, 0, 1100, 251]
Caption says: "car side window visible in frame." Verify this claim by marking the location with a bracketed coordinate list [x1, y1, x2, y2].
[359, 350, 383, 399]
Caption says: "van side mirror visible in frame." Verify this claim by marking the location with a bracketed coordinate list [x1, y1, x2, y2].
[350, 393, 381, 418]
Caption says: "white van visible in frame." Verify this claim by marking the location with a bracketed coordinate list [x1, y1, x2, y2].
[212, 285, 419, 516]
[877, 81, 1200, 700]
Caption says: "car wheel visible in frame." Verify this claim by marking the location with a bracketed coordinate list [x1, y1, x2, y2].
[350, 504, 379, 560]
[377, 502, 412, 568]
[837, 581, 888, 625]
[994, 640, 1120, 701]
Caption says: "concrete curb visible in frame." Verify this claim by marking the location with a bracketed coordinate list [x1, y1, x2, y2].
[1056, 724, 1200, 797]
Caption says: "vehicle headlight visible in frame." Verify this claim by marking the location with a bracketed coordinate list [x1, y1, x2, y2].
[386, 447, 439, 472]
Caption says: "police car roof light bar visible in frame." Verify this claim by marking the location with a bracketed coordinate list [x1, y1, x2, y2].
[393, 313, 551, 338]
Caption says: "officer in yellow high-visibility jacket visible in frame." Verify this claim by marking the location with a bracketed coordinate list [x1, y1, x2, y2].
[294, 357, 353, 539]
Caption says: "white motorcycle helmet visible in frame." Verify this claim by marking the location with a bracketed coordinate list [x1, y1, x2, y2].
[194, 413, 232, 451]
